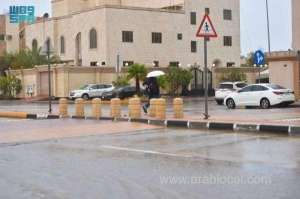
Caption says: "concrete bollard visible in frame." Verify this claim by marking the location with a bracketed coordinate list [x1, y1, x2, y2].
[75, 98, 85, 118]
[111, 98, 121, 118]
[149, 98, 159, 117]
[129, 97, 141, 119]
[92, 98, 102, 119]
[59, 98, 68, 118]
[156, 98, 166, 120]
[173, 98, 184, 119]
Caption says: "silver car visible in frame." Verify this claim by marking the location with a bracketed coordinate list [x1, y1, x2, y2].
[69, 84, 114, 100]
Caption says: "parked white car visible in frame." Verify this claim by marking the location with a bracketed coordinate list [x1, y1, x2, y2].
[69, 84, 114, 100]
[224, 84, 295, 109]
[215, 82, 247, 105]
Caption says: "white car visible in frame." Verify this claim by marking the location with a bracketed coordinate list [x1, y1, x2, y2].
[215, 82, 247, 105]
[224, 84, 295, 109]
[69, 84, 114, 100]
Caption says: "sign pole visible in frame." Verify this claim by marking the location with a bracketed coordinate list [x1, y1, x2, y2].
[196, 14, 217, 120]
[204, 37, 209, 119]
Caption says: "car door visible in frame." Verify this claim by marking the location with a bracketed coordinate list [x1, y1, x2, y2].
[89, 85, 99, 97]
[97, 85, 106, 97]
[235, 85, 254, 106]
[250, 85, 269, 106]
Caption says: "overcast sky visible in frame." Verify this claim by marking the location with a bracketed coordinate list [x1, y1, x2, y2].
[0, 0, 292, 55]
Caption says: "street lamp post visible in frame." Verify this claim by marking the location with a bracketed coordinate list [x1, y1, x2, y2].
[46, 39, 52, 114]
[266, 0, 271, 53]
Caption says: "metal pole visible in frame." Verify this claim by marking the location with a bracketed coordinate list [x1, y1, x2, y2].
[117, 54, 120, 78]
[258, 66, 261, 84]
[47, 42, 52, 114]
[204, 37, 209, 119]
[266, 0, 271, 53]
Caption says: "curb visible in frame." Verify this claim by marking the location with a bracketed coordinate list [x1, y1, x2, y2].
[167, 120, 188, 128]
[209, 122, 234, 130]
[259, 125, 289, 133]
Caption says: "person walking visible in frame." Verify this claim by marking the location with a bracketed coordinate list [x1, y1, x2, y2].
[142, 77, 160, 114]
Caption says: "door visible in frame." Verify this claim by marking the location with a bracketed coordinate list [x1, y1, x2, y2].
[235, 85, 254, 106]
[89, 85, 99, 97]
[250, 85, 269, 106]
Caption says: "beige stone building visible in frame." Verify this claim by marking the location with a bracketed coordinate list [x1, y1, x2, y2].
[0, 15, 20, 56]
[292, 0, 300, 51]
[25, 0, 241, 68]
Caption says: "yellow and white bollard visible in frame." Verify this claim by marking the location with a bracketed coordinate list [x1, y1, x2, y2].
[156, 98, 166, 120]
[59, 98, 68, 118]
[75, 98, 85, 118]
[92, 98, 102, 119]
[173, 98, 184, 119]
[111, 98, 121, 118]
[129, 97, 141, 119]
[149, 98, 159, 117]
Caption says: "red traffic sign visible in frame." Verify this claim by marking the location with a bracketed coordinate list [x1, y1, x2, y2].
[196, 14, 217, 38]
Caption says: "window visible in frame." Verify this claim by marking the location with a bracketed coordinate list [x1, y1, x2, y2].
[60, 36, 65, 54]
[239, 86, 254, 93]
[269, 84, 286, 90]
[191, 41, 197, 53]
[122, 31, 133, 43]
[153, 61, 159, 67]
[152, 32, 162, 43]
[177, 33, 182, 40]
[32, 39, 38, 50]
[236, 83, 247, 88]
[226, 62, 235, 67]
[219, 84, 234, 90]
[6, 35, 12, 41]
[169, 62, 180, 67]
[123, 61, 134, 67]
[205, 8, 210, 14]
[89, 28, 97, 49]
[0, 34, 5, 41]
[223, 9, 232, 20]
[101, 61, 106, 66]
[252, 85, 269, 91]
[90, 61, 98, 66]
[190, 12, 196, 25]
[224, 36, 232, 46]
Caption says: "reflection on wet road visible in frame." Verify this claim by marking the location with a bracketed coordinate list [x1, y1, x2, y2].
[0, 119, 300, 199]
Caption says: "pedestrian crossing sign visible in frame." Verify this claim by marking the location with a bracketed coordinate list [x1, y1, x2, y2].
[196, 14, 217, 38]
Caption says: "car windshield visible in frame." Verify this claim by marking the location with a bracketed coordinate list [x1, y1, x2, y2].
[268, 84, 286, 90]
[79, 85, 90, 90]
[236, 83, 247, 88]
[219, 84, 233, 89]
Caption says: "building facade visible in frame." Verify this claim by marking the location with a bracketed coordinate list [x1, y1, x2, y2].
[292, 0, 300, 51]
[0, 15, 20, 56]
[25, 0, 241, 68]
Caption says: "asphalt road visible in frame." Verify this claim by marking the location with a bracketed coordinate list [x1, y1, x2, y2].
[0, 119, 300, 199]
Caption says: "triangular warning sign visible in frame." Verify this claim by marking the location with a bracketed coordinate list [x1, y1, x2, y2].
[196, 14, 217, 38]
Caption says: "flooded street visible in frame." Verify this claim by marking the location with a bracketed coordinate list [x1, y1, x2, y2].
[0, 119, 300, 198]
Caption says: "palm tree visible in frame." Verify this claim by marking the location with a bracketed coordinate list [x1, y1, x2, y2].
[127, 63, 147, 95]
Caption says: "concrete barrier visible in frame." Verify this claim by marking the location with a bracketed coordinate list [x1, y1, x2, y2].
[173, 98, 184, 119]
[156, 98, 166, 120]
[149, 98, 159, 117]
[59, 98, 68, 118]
[75, 98, 85, 118]
[0, 112, 28, 119]
[92, 98, 101, 119]
[129, 97, 141, 119]
[111, 98, 121, 118]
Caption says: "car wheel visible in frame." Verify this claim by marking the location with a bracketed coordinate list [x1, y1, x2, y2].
[260, 98, 270, 109]
[226, 98, 236, 109]
[82, 94, 89, 100]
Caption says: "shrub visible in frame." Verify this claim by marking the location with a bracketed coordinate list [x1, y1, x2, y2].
[0, 75, 22, 98]
[220, 70, 247, 82]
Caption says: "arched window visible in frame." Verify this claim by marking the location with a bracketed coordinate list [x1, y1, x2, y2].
[89, 28, 97, 49]
[32, 39, 38, 50]
[60, 36, 65, 54]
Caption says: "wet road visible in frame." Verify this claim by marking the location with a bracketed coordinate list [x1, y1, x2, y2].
[0, 119, 300, 198]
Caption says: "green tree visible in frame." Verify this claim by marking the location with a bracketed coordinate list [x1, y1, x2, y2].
[220, 69, 247, 82]
[241, 52, 254, 67]
[112, 75, 130, 87]
[166, 66, 193, 96]
[127, 63, 147, 95]
[0, 75, 22, 98]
